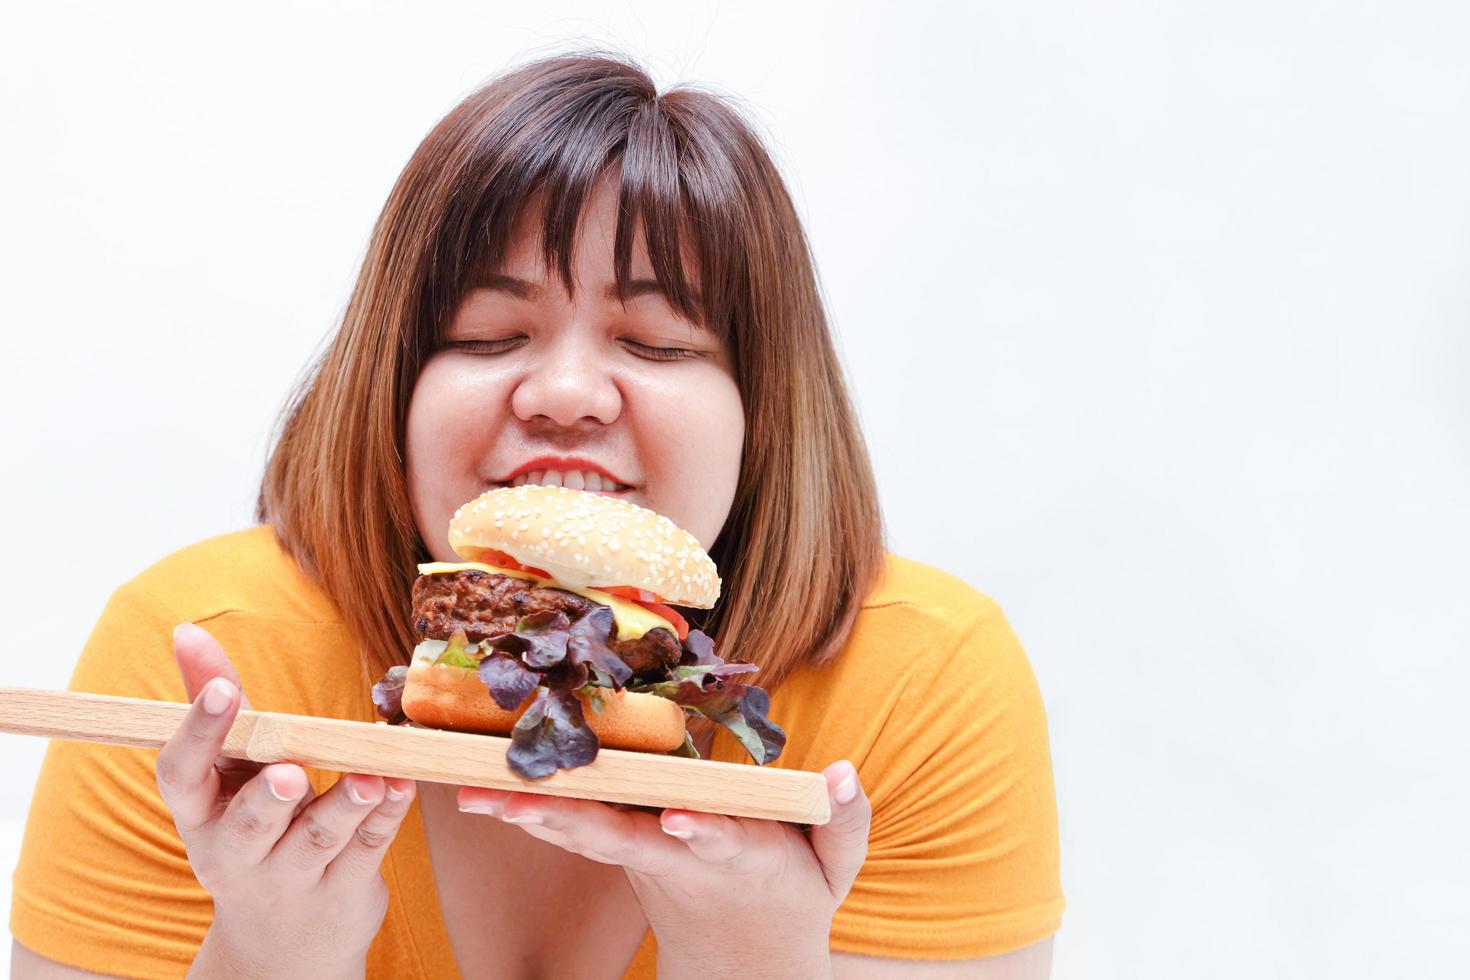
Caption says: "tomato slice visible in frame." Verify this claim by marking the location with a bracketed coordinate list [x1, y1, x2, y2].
[601, 586, 689, 640]
[640, 601, 689, 641]
[478, 549, 551, 579]
[601, 585, 662, 603]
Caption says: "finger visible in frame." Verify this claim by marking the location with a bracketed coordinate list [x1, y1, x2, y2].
[173, 622, 259, 777]
[173, 623, 254, 710]
[212, 764, 312, 865]
[268, 773, 386, 878]
[806, 759, 871, 900]
[656, 808, 776, 871]
[458, 788, 681, 877]
[154, 676, 241, 836]
[324, 778, 417, 887]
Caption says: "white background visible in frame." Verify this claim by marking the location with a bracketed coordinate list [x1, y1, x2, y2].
[2, 2, 1467, 977]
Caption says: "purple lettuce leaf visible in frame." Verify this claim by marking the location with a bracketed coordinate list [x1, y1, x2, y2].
[679, 629, 720, 667]
[658, 677, 786, 765]
[477, 652, 540, 710]
[631, 661, 759, 698]
[507, 686, 600, 778]
[379, 590, 785, 776]
[486, 610, 572, 668]
[565, 604, 632, 688]
[371, 665, 409, 723]
[655, 629, 784, 764]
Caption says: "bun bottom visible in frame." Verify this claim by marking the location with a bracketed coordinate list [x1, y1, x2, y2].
[400, 661, 687, 752]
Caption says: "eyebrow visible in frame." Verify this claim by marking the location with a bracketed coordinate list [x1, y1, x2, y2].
[477, 272, 689, 305]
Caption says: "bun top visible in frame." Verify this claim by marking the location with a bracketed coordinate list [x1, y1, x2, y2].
[447, 485, 721, 608]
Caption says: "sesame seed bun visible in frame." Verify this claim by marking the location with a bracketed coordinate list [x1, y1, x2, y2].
[448, 484, 721, 608]
[400, 661, 687, 752]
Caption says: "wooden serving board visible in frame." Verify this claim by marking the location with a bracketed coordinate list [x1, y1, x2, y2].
[0, 687, 830, 825]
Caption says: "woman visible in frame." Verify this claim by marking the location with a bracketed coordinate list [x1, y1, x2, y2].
[10, 53, 1062, 978]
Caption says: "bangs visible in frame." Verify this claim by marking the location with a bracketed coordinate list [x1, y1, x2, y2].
[423, 61, 751, 347]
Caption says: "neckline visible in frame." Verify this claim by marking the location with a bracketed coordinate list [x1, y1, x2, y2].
[388, 725, 742, 979]
[388, 793, 463, 978]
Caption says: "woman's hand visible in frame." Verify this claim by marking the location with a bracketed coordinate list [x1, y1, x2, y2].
[457, 758, 871, 979]
[155, 623, 417, 978]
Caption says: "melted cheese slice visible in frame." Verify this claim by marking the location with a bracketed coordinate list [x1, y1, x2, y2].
[417, 561, 674, 641]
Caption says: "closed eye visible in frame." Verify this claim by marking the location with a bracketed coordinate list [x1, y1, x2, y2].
[442, 336, 702, 361]
[621, 339, 702, 361]
[444, 338, 525, 354]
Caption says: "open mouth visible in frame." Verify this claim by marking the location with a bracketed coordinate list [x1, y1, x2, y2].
[492, 469, 633, 495]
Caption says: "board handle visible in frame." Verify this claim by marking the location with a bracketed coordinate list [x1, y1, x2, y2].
[0, 686, 261, 758]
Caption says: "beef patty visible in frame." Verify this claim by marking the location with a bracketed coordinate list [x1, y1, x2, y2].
[411, 570, 682, 675]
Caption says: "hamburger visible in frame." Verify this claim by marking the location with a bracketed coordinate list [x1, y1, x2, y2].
[371, 484, 785, 779]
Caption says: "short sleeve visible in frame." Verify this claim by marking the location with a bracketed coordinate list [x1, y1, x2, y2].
[829, 596, 1064, 959]
[10, 583, 212, 978]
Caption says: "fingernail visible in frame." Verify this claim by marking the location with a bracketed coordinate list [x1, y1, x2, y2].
[172, 622, 193, 644]
[834, 769, 860, 805]
[663, 824, 694, 841]
[385, 780, 408, 802]
[503, 812, 543, 825]
[268, 778, 298, 803]
[459, 803, 499, 816]
[347, 780, 377, 806]
[201, 678, 233, 716]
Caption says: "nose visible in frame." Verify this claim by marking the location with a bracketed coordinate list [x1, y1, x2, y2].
[509, 331, 622, 427]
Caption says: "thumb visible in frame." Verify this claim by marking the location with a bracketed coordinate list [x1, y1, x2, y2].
[808, 759, 871, 902]
[173, 622, 253, 712]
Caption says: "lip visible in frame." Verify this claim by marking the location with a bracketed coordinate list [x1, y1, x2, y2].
[492, 456, 635, 489]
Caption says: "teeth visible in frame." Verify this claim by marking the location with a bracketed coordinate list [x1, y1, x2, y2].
[507, 469, 626, 492]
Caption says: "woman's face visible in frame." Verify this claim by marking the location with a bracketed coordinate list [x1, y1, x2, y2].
[405, 174, 744, 562]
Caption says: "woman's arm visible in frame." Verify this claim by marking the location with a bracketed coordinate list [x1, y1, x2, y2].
[13, 934, 367, 980]
[12, 940, 120, 979]
[831, 938, 1053, 979]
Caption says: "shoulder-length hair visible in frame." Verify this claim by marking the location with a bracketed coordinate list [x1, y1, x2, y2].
[257, 51, 886, 693]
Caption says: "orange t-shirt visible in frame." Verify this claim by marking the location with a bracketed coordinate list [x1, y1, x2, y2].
[10, 526, 1062, 977]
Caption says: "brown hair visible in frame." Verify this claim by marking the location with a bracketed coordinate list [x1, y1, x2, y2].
[257, 51, 886, 693]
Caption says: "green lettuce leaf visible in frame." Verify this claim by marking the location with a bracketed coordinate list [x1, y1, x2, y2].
[435, 631, 482, 669]
[668, 731, 700, 759]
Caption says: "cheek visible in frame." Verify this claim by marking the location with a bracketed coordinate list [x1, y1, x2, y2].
[406, 360, 508, 548]
[639, 370, 745, 548]
[407, 366, 464, 478]
[408, 359, 507, 452]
